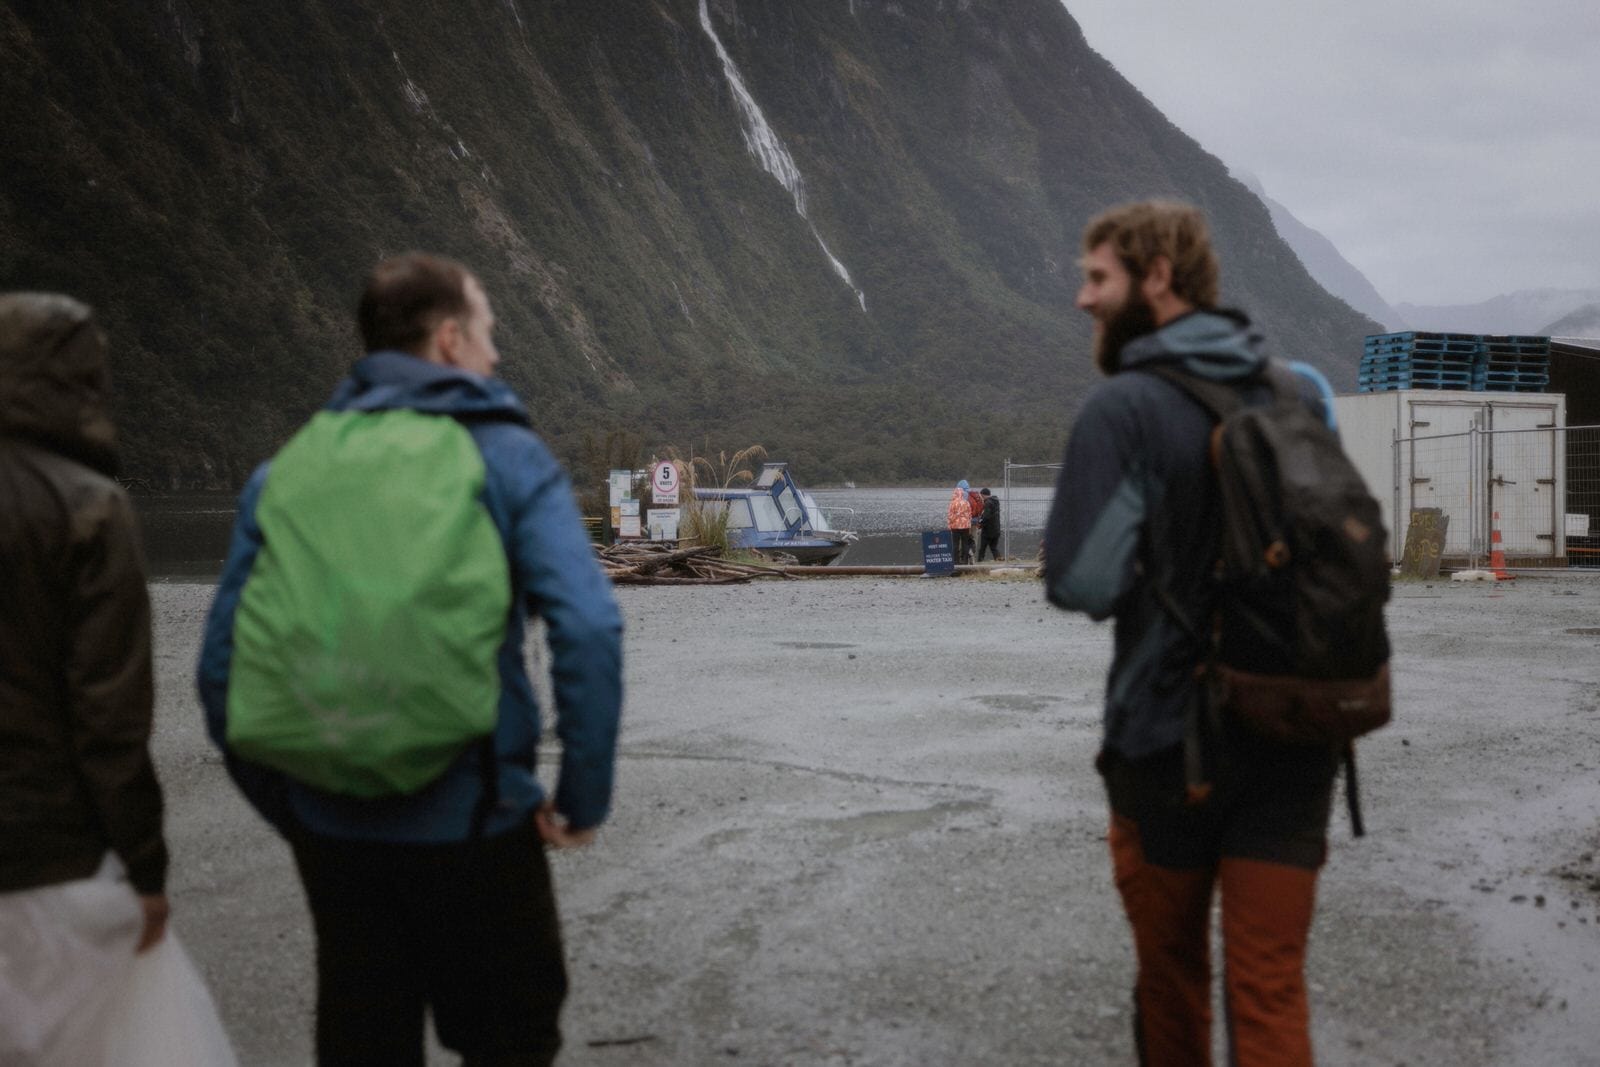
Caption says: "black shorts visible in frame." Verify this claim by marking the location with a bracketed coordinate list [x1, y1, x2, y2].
[290, 814, 568, 1066]
[1099, 723, 1339, 871]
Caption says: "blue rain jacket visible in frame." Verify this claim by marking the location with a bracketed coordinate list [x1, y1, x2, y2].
[1042, 310, 1332, 760]
[197, 352, 623, 840]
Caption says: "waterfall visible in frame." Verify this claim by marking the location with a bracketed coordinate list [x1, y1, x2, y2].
[698, 0, 867, 312]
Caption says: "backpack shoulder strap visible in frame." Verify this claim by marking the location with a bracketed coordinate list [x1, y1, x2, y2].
[1258, 361, 1307, 405]
[1139, 363, 1251, 423]
[1142, 359, 1311, 422]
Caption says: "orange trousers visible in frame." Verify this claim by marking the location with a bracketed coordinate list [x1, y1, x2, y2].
[1110, 813, 1321, 1067]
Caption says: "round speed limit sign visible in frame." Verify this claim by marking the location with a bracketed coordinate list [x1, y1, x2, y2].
[650, 461, 680, 503]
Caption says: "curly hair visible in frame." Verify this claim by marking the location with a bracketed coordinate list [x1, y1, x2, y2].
[1082, 201, 1220, 309]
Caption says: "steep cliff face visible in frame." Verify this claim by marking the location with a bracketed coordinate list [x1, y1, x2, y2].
[0, 0, 1378, 486]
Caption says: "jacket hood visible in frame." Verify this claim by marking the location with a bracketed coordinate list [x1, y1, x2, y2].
[1118, 308, 1265, 384]
[0, 293, 119, 475]
[326, 351, 531, 424]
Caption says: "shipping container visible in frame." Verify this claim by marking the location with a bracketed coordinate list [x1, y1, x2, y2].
[1331, 390, 1567, 564]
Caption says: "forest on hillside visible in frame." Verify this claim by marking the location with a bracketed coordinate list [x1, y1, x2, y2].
[0, 0, 1378, 487]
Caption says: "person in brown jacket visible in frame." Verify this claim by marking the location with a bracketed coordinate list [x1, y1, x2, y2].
[0, 293, 169, 954]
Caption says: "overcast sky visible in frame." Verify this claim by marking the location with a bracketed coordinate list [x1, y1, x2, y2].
[1061, 0, 1600, 307]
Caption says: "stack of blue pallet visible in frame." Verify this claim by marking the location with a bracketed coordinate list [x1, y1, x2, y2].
[1475, 335, 1551, 392]
[1358, 332, 1550, 393]
[1359, 332, 1478, 391]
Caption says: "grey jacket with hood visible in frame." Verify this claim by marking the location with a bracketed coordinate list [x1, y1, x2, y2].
[1043, 309, 1325, 761]
[0, 293, 166, 895]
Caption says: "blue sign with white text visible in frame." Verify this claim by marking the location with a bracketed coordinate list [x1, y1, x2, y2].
[922, 530, 955, 576]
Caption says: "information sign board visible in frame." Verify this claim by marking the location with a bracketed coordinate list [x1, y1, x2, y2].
[1399, 507, 1448, 579]
[619, 499, 641, 539]
[648, 507, 680, 541]
[922, 530, 955, 576]
[608, 469, 632, 507]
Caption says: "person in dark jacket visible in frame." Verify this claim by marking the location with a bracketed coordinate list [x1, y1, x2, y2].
[198, 254, 623, 1067]
[0, 294, 169, 1013]
[976, 488, 1001, 561]
[1042, 202, 1339, 1067]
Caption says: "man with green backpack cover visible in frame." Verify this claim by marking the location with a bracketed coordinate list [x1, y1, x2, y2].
[198, 253, 622, 1066]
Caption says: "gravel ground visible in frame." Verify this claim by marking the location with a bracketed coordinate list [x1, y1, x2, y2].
[147, 572, 1600, 1066]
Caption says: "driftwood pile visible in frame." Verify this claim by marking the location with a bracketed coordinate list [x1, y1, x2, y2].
[596, 542, 794, 585]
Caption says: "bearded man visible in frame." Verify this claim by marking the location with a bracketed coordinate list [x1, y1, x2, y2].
[1042, 202, 1341, 1067]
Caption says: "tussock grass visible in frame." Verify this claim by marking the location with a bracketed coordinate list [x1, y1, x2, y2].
[670, 444, 768, 554]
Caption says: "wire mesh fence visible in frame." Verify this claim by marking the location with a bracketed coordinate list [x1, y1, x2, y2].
[1393, 424, 1600, 569]
[995, 425, 1600, 572]
[1001, 460, 1062, 562]
[1561, 427, 1600, 569]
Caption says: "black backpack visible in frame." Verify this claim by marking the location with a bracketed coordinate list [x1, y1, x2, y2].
[1146, 361, 1392, 832]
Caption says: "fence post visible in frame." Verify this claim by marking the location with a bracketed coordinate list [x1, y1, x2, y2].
[1002, 459, 1011, 562]
[1549, 425, 1561, 560]
[1468, 426, 1482, 569]
[1391, 428, 1401, 565]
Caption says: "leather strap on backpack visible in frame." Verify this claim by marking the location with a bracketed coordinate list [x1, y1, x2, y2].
[1142, 562, 1218, 806]
[1343, 742, 1365, 838]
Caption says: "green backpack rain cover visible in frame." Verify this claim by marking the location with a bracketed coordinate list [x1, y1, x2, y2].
[226, 409, 511, 797]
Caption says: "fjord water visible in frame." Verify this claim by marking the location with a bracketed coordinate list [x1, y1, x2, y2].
[808, 486, 1056, 565]
[132, 492, 240, 580]
[131, 487, 1059, 579]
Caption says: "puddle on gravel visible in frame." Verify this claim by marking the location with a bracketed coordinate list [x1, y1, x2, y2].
[806, 800, 989, 847]
[975, 693, 1059, 714]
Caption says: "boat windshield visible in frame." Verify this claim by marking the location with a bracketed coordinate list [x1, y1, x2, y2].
[748, 494, 789, 532]
[724, 498, 752, 529]
[774, 485, 803, 526]
[801, 493, 834, 532]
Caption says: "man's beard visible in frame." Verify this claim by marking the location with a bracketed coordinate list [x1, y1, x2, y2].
[1092, 289, 1158, 375]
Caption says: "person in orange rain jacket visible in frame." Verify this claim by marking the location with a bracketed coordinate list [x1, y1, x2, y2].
[947, 479, 974, 564]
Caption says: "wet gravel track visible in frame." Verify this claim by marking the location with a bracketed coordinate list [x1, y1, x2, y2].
[147, 572, 1600, 1065]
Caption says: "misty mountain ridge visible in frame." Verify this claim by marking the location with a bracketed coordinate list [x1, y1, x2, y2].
[1229, 170, 1600, 342]
[1232, 171, 1404, 332]
[1396, 289, 1600, 336]
[1, 0, 1379, 488]
[1542, 303, 1600, 338]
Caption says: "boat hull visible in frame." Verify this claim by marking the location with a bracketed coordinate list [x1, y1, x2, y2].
[730, 531, 851, 566]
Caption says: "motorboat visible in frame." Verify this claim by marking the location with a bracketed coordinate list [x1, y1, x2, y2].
[692, 462, 857, 565]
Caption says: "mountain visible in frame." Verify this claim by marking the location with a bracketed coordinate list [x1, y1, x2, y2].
[1, 0, 1380, 488]
[1540, 303, 1600, 338]
[1396, 289, 1600, 337]
[1233, 172, 1404, 332]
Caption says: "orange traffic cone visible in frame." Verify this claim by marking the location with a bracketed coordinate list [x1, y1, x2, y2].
[1489, 511, 1514, 580]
